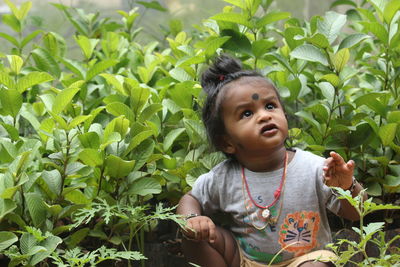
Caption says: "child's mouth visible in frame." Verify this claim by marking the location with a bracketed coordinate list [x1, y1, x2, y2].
[261, 124, 278, 135]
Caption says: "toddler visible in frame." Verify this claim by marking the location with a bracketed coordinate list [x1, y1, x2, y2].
[177, 55, 366, 267]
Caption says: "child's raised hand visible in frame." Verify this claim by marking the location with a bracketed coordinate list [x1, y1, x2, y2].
[183, 216, 216, 243]
[323, 151, 355, 190]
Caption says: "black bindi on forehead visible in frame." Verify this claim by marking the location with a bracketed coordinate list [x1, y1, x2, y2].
[251, 93, 259, 101]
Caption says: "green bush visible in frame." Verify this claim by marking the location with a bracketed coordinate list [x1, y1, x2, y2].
[0, 0, 399, 265]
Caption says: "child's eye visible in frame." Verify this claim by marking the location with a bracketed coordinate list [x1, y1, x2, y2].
[265, 103, 275, 110]
[241, 110, 253, 118]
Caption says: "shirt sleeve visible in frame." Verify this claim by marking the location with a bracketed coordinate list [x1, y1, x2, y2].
[190, 170, 220, 215]
[316, 164, 341, 215]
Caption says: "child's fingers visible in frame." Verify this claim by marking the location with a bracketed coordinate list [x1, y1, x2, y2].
[208, 220, 216, 243]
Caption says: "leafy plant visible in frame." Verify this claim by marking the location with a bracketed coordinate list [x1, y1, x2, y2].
[328, 188, 400, 266]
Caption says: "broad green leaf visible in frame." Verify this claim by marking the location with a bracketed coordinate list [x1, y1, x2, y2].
[137, 1, 167, 11]
[379, 123, 397, 146]
[133, 140, 155, 171]
[384, 0, 400, 24]
[388, 110, 400, 123]
[0, 32, 19, 47]
[317, 11, 347, 44]
[221, 29, 252, 55]
[0, 122, 19, 141]
[16, 72, 54, 93]
[368, 0, 387, 19]
[295, 111, 322, 132]
[31, 47, 61, 78]
[331, 48, 350, 73]
[79, 132, 100, 149]
[7, 55, 23, 74]
[86, 59, 118, 81]
[256, 11, 291, 28]
[1, 14, 21, 33]
[106, 102, 135, 122]
[0, 73, 15, 89]
[123, 130, 154, 157]
[66, 228, 89, 249]
[0, 89, 22, 118]
[290, 44, 328, 65]
[67, 115, 91, 130]
[129, 177, 161, 196]
[139, 103, 163, 122]
[100, 73, 125, 95]
[169, 67, 192, 82]
[38, 118, 55, 142]
[306, 33, 330, 48]
[79, 149, 103, 167]
[205, 36, 231, 59]
[20, 29, 42, 50]
[52, 86, 80, 114]
[43, 32, 66, 58]
[0, 199, 17, 220]
[60, 58, 85, 79]
[30, 236, 62, 265]
[359, 21, 388, 43]
[105, 155, 135, 178]
[15, 1, 32, 20]
[163, 128, 186, 151]
[25, 193, 47, 227]
[64, 189, 90, 204]
[252, 40, 275, 58]
[41, 170, 62, 197]
[355, 93, 387, 117]
[320, 74, 340, 87]
[104, 116, 130, 140]
[20, 232, 38, 255]
[338, 33, 370, 50]
[363, 222, 385, 236]
[184, 119, 207, 145]
[130, 85, 150, 117]
[211, 12, 253, 28]
[74, 35, 99, 59]
[0, 231, 18, 251]
[331, 0, 358, 8]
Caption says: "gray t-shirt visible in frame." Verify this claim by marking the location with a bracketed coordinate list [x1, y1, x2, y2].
[191, 148, 340, 264]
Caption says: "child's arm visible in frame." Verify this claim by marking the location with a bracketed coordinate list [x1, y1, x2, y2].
[177, 192, 216, 243]
[323, 152, 368, 221]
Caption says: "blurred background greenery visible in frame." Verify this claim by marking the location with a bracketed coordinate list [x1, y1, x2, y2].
[1, 0, 341, 50]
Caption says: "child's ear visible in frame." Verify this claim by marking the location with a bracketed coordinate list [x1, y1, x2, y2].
[219, 135, 236, 154]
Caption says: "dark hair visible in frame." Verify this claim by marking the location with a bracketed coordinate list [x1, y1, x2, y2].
[201, 54, 278, 153]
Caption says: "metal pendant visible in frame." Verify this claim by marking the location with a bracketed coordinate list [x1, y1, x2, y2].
[261, 209, 270, 219]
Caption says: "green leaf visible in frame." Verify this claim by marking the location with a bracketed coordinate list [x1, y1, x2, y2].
[15, 1, 32, 20]
[163, 128, 186, 151]
[205, 36, 231, 59]
[354, 93, 387, 117]
[366, 181, 382, 196]
[0, 32, 19, 47]
[317, 11, 347, 44]
[306, 33, 330, 49]
[211, 12, 253, 28]
[31, 48, 61, 78]
[30, 236, 62, 265]
[133, 140, 155, 171]
[75, 35, 99, 59]
[379, 123, 397, 146]
[359, 21, 388, 43]
[67, 115, 91, 130]
[290, 44, 328, 65]
[129, 177, 161, 196]
[79, 149, 103, 167]
[388, 110, 400, 123]
[104, 116, 130, 141]
[7, 55, 23, 74]
[252, 40, 275, 58]
[79, 132, 100, 149]
[130, 85, 150, 117]
[221, 29, 252, 55]
[0, 73, 15, 90]
[137, 1, 167, 11]
[363, 222, 385, 236]
[20, 29, 42, 50]
[86, 59, 118, 81]
[0, 199, 17, 220]
[256, 11, 291, 28]
[105, 155, 135, 178]
[338, 33, 370, 50]
[331, 48, 350, 73]
[139, 103, 163, 122]
[295, 111, 322, 132]
[60, 58, 85, 79]
[0, 89, 22, 118]
[16, 72, 54, 93]
[169, 67, 192, 82]
[41, 170, 62, 196]
[0, 122, 19, 141]
[25, 193, 47, 227]
[123, 130, 154, 157]
[331, 0, 358, 8]
[100, 73, 125, 95]
[384, 0, 400, 24]
[1, 14, 21, 33]
[106, 102, 135, 122]
[0, 231, 18, 251]
[52, 86, 81, 114]
[64, 190, 90, 204]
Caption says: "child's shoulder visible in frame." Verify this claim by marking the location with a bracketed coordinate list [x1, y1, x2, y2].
[292, 148, 326, 165]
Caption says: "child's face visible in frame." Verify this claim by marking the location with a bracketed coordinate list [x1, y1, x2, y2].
[219, 77, 288, 158]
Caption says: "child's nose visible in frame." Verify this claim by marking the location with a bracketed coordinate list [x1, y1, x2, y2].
[257, 109, 272, 122]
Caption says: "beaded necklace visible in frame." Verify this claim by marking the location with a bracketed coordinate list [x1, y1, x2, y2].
[241, 152, 288, 220]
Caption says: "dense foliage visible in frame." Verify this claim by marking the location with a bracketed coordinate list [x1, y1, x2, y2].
[0, 0, 399, 265]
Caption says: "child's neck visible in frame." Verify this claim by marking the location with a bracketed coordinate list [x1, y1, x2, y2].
[238, 147, 292, 172]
